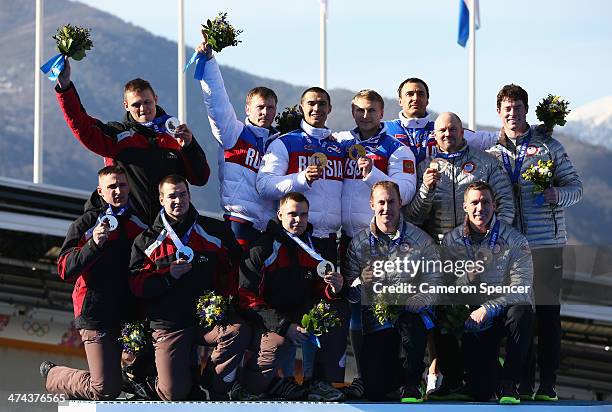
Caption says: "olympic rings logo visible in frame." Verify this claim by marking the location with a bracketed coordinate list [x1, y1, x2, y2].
[22, 320, 50, 336]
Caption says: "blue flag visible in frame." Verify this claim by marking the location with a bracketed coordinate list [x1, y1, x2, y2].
[457, 0, 480, 47]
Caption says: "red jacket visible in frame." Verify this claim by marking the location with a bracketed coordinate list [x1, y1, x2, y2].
[129, 206, 242, 331]
[57, 203, 147, 330]
[56, 82, 210, 225]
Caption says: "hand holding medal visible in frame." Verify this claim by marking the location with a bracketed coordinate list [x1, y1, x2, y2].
[305, 153, 327, 184]
[423, 160, 442, 190]
[92, 218, 110, 247]
[166, 119, 193, 147]
[317, 261, 343, 294]
[348, 144, 371, 177]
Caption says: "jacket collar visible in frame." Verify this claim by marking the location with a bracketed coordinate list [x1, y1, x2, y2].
[153, 204, 198, 235]
[245, 118, 280, 147]
[350, 122, 387, 143]
[498, 123, 533, 148]
[369, 215, 405, 241]
[301, 119, 332, 140]
[399, 111, 435, 129]
[462, 213, 499, 240]
[266, 219, 314, 244]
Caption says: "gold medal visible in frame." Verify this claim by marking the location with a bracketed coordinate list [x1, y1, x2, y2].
[348, 144, 367, 161]
[309, 152, 328, 167]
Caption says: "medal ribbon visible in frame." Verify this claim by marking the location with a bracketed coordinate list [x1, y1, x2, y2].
[435, 148, 467, 160]
[96, 204, 128, 225]
[286, 231, 326, 264]
[462, 220, 500, 260]
[369, 221, 407, 258]
[40, 54, 65, 81]
[401, 126, 429, 164]
[160, 210, 195, 250]
[140, 114, 173, 134]
[501, 134, 531, 185]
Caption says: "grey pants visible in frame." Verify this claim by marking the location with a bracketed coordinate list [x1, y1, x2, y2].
[46, 328, 122, 400]
[153, 320, 251, 400]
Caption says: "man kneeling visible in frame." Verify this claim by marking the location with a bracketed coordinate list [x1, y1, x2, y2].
[129, 175, 249, 400]
[238, 192, 349, 401]
[441, 181, 534, 404]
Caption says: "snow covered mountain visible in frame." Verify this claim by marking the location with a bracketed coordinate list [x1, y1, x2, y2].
[562, 96, 612, 147]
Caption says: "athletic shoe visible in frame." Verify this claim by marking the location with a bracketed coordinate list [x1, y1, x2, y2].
[228, 381, 263, 401]
[307, 380, 345, 401]
[427, 383, 468, 401]
[267, 377, 306, 401]
[534, 384, 558, 401]
[343, 377, 365, 399]
[39, 361, 56, 381]
[517, 382, 534, 401]
[399, 385, 423, 403]
[498, 381, 521, 405]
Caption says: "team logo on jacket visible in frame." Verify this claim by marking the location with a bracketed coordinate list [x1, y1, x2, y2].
[527, 145, 539, 156]
[326, 144, 342, 154]
[403, 160, 415, 174]
[462, 162, 476, 174]
[297, 156, 343, 180]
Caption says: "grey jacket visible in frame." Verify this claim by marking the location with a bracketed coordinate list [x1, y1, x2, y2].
[441, 216, 534, 318]
[487, 126, 582, 247]
[343, 217, 443, 334]
[405, 144, 515, 240]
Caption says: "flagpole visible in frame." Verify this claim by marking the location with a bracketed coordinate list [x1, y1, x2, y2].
[319, 0, 327, 89]
[34, 0, 43, 184]
[177, 0, 186, 123]
[468, 0, 476, 130]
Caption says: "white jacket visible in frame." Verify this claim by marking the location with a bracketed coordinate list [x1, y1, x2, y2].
[256, 121, 344, 238]
[198, 57, 278, 231]
[335, 125, 417, 237]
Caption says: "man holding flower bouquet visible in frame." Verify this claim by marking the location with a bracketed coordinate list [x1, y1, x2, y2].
[239, 192, 348, 401]
[488, 84, 583, 401]
[42, 166, 147, 400]
[194, 39, 279, 249]
[55, 60, 210, 225]
[129, 175, 249, 400]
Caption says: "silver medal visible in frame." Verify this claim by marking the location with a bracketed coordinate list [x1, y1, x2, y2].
[101, 215, 118, 231]
[165, 117, 180, 136]
[176, 246, 194, 263]
[317, 260, 335, 277]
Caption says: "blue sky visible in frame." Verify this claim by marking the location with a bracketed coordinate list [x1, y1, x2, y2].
[77, 0, 612, 127]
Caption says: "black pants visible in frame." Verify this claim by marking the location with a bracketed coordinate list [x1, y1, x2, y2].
[433, 328, 464, 388]
[463, 305, 533, 401]
[522, 247, 563, 387]
[360, 312, 427, 401]
[312, 299, 350, 383]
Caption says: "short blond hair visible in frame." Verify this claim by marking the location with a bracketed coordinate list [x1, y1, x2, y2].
[352, 89, 384, 109]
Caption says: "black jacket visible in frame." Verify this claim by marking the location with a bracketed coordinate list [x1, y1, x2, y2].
[57, 82, 210, 225]
[129, 206, 242, 331]
[239, 220, 336, 336]
[57, 201, 148, 330]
